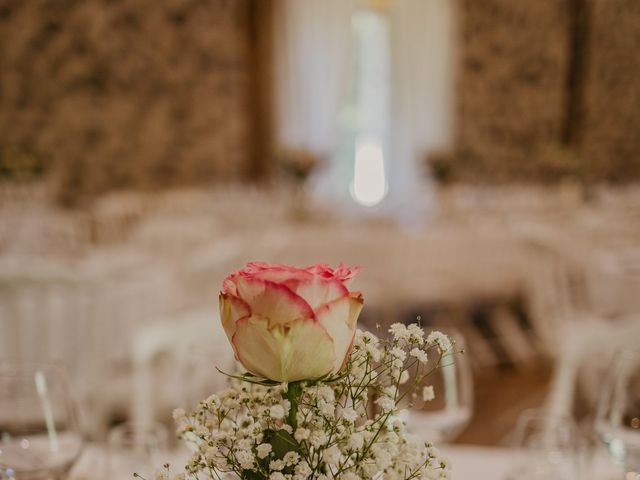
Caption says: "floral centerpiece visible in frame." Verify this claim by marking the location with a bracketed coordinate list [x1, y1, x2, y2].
[153, 262, 454, 480]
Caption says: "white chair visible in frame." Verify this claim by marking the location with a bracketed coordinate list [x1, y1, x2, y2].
[131, 308, 235, 436]
[0, 251, 185, 438]
[545, 315, 640, 420]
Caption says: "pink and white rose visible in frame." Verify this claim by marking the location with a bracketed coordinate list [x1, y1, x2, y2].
[219, 262, 363, 382]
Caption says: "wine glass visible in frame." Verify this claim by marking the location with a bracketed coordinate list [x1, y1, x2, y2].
[0, 363, 83, 479]
[506, 408, 585, 480]
[107, 421, 169, 480]
[402, 326, 474, 443]
[595, 347, 640, 478]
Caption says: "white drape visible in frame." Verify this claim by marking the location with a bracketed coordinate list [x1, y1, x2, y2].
[272, 0, 458, 224]
[386, 0, 458, 225]
[272, 0, 356, 156]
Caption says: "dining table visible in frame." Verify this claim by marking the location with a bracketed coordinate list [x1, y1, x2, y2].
[70, 443, 620, 480]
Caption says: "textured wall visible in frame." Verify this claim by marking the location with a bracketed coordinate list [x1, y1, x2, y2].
[455, 0, 640, 183]
[0, 0, 256, 204]
[581, 0, 640, 182]
[456, 0, 571, 182]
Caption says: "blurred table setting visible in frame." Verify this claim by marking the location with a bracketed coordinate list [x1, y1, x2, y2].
[66, 440, 621, 480]
[1, 184, 640, 479]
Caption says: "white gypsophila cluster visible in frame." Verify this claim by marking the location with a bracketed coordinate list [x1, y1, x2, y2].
[161, 324, 455, 480]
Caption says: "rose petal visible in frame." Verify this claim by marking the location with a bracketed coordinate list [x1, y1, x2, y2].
[235, 276, 314, 325]
[219, 293, 251, 339]
[232, 316, 336, 382]
[247, 268, 314, 292]
[305, 263, 362, 284]
[222, 276, 239, 296]
[315, 292, 363, 371]
[295, 277, 349, 310]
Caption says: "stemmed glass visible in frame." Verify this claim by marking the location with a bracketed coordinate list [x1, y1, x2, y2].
[506, 408, 584, 480]
[0, 363, 83, 479]
[595, 348, 640, 479]
[402, 327, 474, 443]
[107, 421, 169, 480]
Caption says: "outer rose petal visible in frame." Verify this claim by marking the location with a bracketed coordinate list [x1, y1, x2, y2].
[232, 316, 336, 382]
[227, 262, 313, 291]
[235, 276, 314, 326]
[219, 293, 251, 340]
[305, 263, 362, 284]
[294, 277, 348, 310]
[247, 269, 313, 292]
[222, 277, 238, 296]
[315, 292, 364, 371]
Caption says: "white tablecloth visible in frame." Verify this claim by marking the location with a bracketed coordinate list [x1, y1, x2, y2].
[71, 443, 620, 480]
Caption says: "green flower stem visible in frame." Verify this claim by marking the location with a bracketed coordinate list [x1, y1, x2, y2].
[284, 381, 302, 430]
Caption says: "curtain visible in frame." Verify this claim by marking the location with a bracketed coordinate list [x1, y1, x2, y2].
[272, 0, 458, 224]
[386, 0, 458, 225]
[272, 0, 356, 157]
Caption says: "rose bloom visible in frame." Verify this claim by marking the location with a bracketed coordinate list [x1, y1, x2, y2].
[219, 262, 363, 382]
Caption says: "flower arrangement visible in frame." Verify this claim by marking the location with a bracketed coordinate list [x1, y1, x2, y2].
[152, 263, 454, 480]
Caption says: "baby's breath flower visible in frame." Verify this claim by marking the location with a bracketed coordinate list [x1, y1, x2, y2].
[294, 427, 310, 442]
[427, 331, 452, 353]
[423, 385, 435, 402]
[389, 323, 410, 341]
[237, 438, 252, 450]
[316, 385, 335, 402]
[256, 443, 272, 459]
[170, 328, 451, 480]
[283, 451, 300, 466]
[322, 445, 342, 464]
[341, 407, 358, 423]
[374, 447, 392, 471]
[348, 432, 364, 450]
[294, 461, 312, 477]
[269, 404, 285, 420]
[235, 449, 255, 470]
[309, 430, 329, 448]
[407, 323, 425, 341]
[193, 425, 209, 437]
[375, 395, 395, 413]
[410, 347, 428, 363]
[390, 347, 407, 362]
[318, 400, 334, 417]
[205, 394, 221, 407]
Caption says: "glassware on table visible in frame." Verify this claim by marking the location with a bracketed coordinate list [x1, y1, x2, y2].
[595, 347, 640, 479]
[506, 408, 585, 480]
[0, 363, 83, 480]
[107, 421, 169, 480]
[402, 326, 474, 443]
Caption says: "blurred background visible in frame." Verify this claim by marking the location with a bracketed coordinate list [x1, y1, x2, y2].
[0, 0, 639, 476]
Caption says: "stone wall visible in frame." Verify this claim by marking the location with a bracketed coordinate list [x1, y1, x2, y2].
[581, 0, 640, 182]
[455, 0, 640, 183]
[2, 0, 638, 200]
[0, 0, 257, 204]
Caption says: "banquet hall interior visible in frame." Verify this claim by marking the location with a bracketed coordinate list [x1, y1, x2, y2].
[1, 0, 639, 478]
